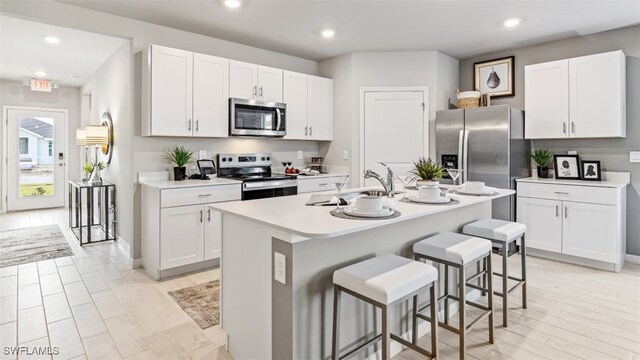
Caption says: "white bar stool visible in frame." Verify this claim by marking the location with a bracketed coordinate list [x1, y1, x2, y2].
[463, 219, 527, 327]
[413, 232, 495, 360]
[331, 254, 439, 360]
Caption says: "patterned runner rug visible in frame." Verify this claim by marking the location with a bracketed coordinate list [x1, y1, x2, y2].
[168, 280, 220, 329]
[0, 225, 74, 268]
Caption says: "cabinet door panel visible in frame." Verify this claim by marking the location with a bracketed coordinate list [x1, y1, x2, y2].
[193, 53, 229, 137]
[160, 205, 204, 269]
[283, 71, 308, 140]
[562, 202, 617, 262]
[230, 60, 258, 100]
[151, 45, 193, 136]
[569, 51, 625, 138]
[308, 76, 332, 140]
[204, 208, 222, 260]
[517, 197, 562, 252]
[524, 60, 568, 139]
[258, 66, 283, 103]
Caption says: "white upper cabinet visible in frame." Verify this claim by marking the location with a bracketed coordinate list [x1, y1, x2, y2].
[524, 60, 569, 139]
[147, 45, 193, 137]
[193, 53, 229, 137]
[283, 70, 308, 140]
[307, 75, 333, 140]
[569, 51, 626, 138]
[524, 50, 626, 139]
[230, 61, 283, 102]
[144, 44, 228, 138]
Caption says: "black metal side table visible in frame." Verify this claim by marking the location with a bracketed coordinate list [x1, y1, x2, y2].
[68, 181, 116, 246]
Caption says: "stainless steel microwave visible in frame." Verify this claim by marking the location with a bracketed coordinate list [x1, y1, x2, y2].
[229, 98, 286, 137]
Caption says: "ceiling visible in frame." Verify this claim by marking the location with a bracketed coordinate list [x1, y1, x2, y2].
[0, 15, 126, 86]
[56, 0, 640, 62]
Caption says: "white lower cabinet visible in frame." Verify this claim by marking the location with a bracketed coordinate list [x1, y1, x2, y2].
[142, 183, 241, 279]
[516, 180, 626, 272]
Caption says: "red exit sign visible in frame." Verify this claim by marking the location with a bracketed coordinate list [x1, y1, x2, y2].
[30, 79, 52, 92]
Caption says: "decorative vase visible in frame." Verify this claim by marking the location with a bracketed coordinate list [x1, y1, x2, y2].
[536, 166, 549, 179]
[416, 180, 439, 188]
[88, 166, 103, 185]
[173, 167, 186, 181]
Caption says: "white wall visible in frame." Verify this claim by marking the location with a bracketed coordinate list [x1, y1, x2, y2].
[0, 80, 81, 212]
[319, 51, 459, 185]
[0, 0, 324, 259]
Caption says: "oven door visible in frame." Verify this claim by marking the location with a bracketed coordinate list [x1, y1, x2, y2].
[230, 98, 286, 137]
[242, 180, 297, 200]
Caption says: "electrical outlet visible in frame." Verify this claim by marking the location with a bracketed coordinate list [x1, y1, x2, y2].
[343, 150, 348, 160]
[198, 150, 207, 160]
[630, 151, 640, 163]
[297, 151, 303, 160]
[568, 150, 578, 155]
[274, 252, 286, 284]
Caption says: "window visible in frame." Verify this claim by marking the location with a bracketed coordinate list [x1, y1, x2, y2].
[19, 137, 28, 154]
[48, 141, 53, 156]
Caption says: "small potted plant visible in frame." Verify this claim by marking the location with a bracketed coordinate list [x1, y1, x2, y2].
[165, 146, 194, 181]
[409, 157, 444, 187]
[531, 149, 552, 178]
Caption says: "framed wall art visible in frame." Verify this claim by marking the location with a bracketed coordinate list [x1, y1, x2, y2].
[554, 155, 581, 180]
[581, 160, 602, 181]
[474, 56, 515, 97]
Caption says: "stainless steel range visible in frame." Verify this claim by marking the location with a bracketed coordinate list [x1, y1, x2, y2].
[217, 153, 297, 200]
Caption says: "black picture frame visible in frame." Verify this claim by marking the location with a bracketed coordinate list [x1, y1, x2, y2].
[554, 155, 581, 180]
[473, 56, 515, 98]
[581, 160, 602, 181]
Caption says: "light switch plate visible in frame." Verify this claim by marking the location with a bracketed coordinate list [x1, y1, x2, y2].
[198, 150, 207, 160]
[297, 151, 303, 160]
[568, 150, 578, 155]
[274, 252, 286, 284]
[343, 150, 348, 160]
[630, 151, 640, 163]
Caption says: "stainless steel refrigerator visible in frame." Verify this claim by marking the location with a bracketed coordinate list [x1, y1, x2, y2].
[435, 106, 530, 221]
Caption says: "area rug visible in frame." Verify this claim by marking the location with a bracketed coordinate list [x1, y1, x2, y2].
[168, 280, 220, 329]
[0, 225, 74, 268]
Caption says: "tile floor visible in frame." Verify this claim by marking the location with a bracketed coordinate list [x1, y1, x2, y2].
[2, 208, 639, 360]
[0, 208, 231, 360]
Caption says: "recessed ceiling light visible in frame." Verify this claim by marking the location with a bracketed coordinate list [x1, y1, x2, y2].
[44, 36, 60, 44]
[224, 0, 242, 8]
[503, 18, 521, 28]
[321, 29, 336, 38]
[35, 71, 47, 77]
[70, 75, 79, 80]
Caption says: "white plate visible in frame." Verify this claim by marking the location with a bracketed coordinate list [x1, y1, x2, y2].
[408, 196, 451, 204]
[342, 206, 395, 218]
[456, 186, 494, 195]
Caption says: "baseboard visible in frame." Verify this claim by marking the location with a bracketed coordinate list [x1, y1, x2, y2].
[131, 258, 143, 269]
[625, 254, 640, 264]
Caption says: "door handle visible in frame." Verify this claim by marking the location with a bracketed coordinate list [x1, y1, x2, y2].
[207, 209, 211, 222]
[188, 119, 192, 131]
[564, 206, 568, 219]
[305, 126, 308, 136]
[253, 86, 257, 97]
[556, 205, 559, 217]
[463, 130, 469, 183]
[196, 119, 199, 132]
[259, 86, 263, 97]
[571, 121, 575, 134]
[563, 122, 567, 134]
[554, 191, 569, 195]
[309, 126, 313, 137]
[200, 210, 203, 223]
[457, 130, 464, 174]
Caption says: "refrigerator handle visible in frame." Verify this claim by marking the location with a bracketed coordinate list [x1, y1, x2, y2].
[463, 130, 470, 183]
[457, 130, 464, 174]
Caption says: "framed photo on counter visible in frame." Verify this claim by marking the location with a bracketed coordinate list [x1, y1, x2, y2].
[581, 160, 602, 181]
[474, 56, 515, 97]
[554, 155, 581, 180]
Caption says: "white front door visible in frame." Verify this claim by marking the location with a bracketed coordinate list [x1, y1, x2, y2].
[362, 89, 427, 187]
[6, 108, 67, 211]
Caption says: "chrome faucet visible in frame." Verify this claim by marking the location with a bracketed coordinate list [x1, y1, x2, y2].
[364, 162, 395, 197]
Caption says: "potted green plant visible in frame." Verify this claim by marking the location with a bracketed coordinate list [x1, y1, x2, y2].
[531, 149, 553, 178]
[409, 157, 444, 187]
[165, 146, 194, 181]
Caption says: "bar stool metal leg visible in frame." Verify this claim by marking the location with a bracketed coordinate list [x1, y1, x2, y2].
[521, 235, 527, 309]
[502, 242, 509, 327]
[331, 285, 341, 360]
[487, 253, 495, 343]
[444, 265, 450, 325]
[458, 265, 466, 360]
[429, 284, 439, 358]
[382, 305, 389, 359]
[412, 295, 418, 344]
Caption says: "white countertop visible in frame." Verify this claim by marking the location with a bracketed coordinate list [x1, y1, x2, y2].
[210, 186, 514, 240]
[140, 177, 241, 189]
[516, 177, 629, 188]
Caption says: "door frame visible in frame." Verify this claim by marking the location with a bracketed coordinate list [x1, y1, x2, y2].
[358, 86, 430, 187]
[1, 105, 69, 213]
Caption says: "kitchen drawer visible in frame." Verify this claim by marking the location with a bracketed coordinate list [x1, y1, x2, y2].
[161, 184, 241, 208]
[297, 176, 348, 194]
[517, 182, 617, 205]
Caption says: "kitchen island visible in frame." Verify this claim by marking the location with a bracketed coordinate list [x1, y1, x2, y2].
[210, 186, 514, 360]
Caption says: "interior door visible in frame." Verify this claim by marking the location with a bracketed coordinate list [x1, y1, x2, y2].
[257, 65, 283, 103]
[283, 70, 308, 140]
[230, 60, 258, 100]
[193, 53, 229, 137]
[6, 108, 66, 211]
[160, 204, 205, 269]
[517, 197, 562, 253]
[562, 201, 617, 262]
[363, 90, 426, 187]
[524, 60, 569, 139]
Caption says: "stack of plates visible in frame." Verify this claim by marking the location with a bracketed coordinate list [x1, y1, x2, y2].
[407, 196, 451, 204]
[342, 205, 395, 218]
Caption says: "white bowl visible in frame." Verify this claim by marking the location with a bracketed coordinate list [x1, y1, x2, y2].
[463, 181, 485, 193]
[418, 186, 441, 201]
[356, 196, 384, 212]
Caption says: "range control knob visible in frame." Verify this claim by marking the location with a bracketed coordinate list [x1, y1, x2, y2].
[261, 157, 266, 161]
[266, 156, 270, 160]
[221, 158, 227, 162]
